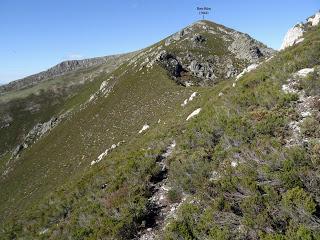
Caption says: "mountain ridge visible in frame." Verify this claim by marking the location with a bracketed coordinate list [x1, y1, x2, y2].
[0, 52, 138, 94]
[1, 15, 320, 239]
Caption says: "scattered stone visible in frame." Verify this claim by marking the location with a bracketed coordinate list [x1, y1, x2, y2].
[231, 160, 238, 167]
[39, 228, 49, 235]
[236, 63, 259, 80]
[282, 68, 318, 146]
[91, 141, 124, 165]
[209, 171, 221, 181]
[181, 92, 198, 107]
[186, 108, 202, 121]
[137, 141, 180, 240]
[139, 124, 150, 134]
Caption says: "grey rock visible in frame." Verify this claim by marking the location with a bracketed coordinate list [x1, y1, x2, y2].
[173, 30, 185, 41]
[12, 145, 23, 158]
[11, 115, 63, 158]
[192, 34, 206, 45]
[228, 32, 275, 63]
[165, 30, 187, 46]
[0, 114, 13, 129]
[157, 52, 183, 78]
[226, 63, 237, 78]
[189, 60, 216, 80]
[164, 38, 172, 46]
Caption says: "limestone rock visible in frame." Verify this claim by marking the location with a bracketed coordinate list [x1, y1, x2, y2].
[280, 24, 304, 50]
[308, 12, 320, 26]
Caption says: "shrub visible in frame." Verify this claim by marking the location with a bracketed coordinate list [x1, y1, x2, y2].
[167, 188, 181, 203]
[282, 187, 316, 215]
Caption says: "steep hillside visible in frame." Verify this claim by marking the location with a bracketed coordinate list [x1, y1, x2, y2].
[0, 52, 137, 158]
[3, 17, 319, 240]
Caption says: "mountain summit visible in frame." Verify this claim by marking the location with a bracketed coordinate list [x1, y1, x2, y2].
[128, 20, 275, 86]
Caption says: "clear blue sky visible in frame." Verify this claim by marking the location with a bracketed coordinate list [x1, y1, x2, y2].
[0, 0, 319, 84]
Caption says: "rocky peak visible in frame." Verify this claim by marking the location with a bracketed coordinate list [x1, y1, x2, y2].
[153, 20, 275, 86]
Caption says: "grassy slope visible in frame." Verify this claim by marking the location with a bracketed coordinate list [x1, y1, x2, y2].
[163, 26, 320, 239]
[0, 53, 135, 157]
[1, 21, 261, 224]
[0, 59, 194, 225]
[1, 25, 320, 239]
[2, 23, 319, 240]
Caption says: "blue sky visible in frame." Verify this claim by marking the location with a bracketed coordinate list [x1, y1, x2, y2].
[0, 0, 319, 84]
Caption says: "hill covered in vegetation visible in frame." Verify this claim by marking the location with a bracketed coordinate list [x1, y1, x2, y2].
[1, 14, 320, 240]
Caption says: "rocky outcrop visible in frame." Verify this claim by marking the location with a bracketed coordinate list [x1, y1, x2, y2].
[157, 52, 184, 78]
[0, 114, 13, 129]
[280, 24, 304, 50]
[165, 30, 186, 46]
[228, 32, 273, 63]
[280, 11, 320, 50]
[191, 33, 206, 46]
[123, 20, 275, 87]
[282, 68, 317, 146]
[308, 12, 320, 26]
[11, 114, 67, 158]
[188, 60, 216, 80]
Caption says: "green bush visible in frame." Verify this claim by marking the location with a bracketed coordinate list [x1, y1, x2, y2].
[282, 187, 316, 215]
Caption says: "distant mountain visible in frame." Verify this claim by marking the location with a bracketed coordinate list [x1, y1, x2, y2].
[0, 53, 137, 94]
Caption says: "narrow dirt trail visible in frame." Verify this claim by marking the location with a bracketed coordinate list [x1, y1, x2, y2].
[135, 140, 186, 240]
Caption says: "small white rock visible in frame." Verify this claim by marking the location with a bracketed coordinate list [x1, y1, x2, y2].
[231, 161, 238, 167]
[301, 111, 311, 118]
[236, 64, 259, 80]
[138, 124, 150, 134]
[295, 68, 314, 78]
[186, 108, 202, 121]
[99, 81, 107, 91]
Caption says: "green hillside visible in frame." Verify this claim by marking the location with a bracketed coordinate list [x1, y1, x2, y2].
[1, 19, 320, 240]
